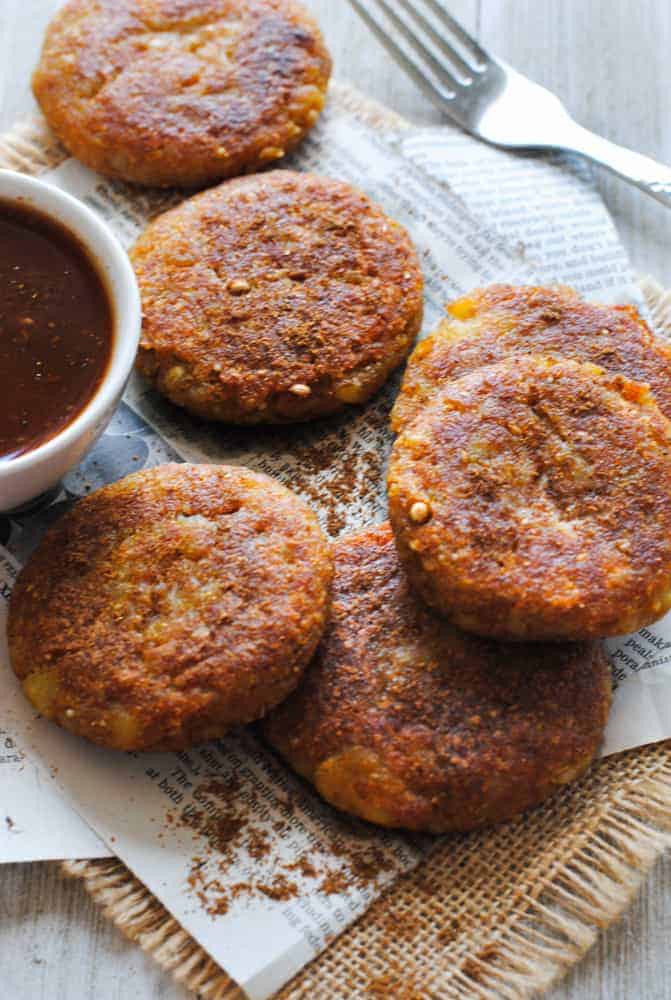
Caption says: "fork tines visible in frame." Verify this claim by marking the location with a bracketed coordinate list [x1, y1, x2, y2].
[347, 0, 489, 103]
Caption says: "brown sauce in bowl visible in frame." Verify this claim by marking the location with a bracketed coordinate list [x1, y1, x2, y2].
[0, 199, 113, 462]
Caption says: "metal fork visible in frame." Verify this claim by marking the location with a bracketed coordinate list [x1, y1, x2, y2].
[347, 0, 671, 209]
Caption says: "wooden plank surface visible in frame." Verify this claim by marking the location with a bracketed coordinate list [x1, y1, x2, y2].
[1, 1, 670, 997]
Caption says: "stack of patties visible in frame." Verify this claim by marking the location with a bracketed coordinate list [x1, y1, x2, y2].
[265, 286, 671, 833]
[18, 2, 668, 837]
[11, 0, 429, 770]
[387, 285, 671, 640]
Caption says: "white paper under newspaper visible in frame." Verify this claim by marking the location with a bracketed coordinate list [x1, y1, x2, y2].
[0, 554, 108, 863]
[2, 107, 671, 997]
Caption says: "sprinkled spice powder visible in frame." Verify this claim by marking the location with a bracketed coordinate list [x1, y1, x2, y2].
[287, 855, 318, 879]
[318, 871, 351, 896]
[176, 770, 397, 919]
[257, 875, 300, 902]
[179, 378, 396, 538]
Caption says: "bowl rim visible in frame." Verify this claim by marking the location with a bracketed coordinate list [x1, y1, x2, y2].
[0, 168, 141, 479]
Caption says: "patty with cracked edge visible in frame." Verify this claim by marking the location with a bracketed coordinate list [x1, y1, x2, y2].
[392, 284, 671, 432]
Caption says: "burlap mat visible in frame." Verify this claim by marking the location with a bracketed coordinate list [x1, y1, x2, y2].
[3, 83, 671, 1000]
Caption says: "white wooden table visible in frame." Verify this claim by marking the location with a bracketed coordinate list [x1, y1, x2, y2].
[1, 2, 670, 997]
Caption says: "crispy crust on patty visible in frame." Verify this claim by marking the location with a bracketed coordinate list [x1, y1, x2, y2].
[32, 0, 332, 187]
[388, 356, 671, 641]
[131, 170, 424, 423]
[391, 284, 671, 431]
[263, 523, 612, 833]
[8, 463, 333, 751]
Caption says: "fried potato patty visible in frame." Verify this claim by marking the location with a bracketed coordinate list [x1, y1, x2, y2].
[388, 356, 671, 641]
[263, 523, 611, 833]
[131, 170, 424, 423]
[392, 284, 671, 431]
[8, 463, 332, 751]
[33, 0, 331, 187]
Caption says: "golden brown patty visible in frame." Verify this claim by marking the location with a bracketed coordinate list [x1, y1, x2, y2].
[264, 523, 611, 834]
[388, 355, 671, 641]
[8, 463, 333, 751]
[131, 170, 424, 423]
[391, 284, 671, 431]
[32, 0, 331, 187]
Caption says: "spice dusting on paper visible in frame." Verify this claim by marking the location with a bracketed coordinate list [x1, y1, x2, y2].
[175, 766, 396, 919]
[257, 875, 300, 903]
[130, 377, 395, 538]
[287, 855, 318, 879]
[269, 396, 394, 538]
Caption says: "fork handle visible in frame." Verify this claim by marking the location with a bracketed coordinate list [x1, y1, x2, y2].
[565, 123, 671, 209]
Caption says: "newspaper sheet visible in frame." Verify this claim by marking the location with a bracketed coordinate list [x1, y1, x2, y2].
[398, 126, 635, 302]
[2, 107, 671, 995]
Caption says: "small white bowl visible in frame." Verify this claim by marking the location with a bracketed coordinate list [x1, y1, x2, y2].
[0, 170, 141, 512]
